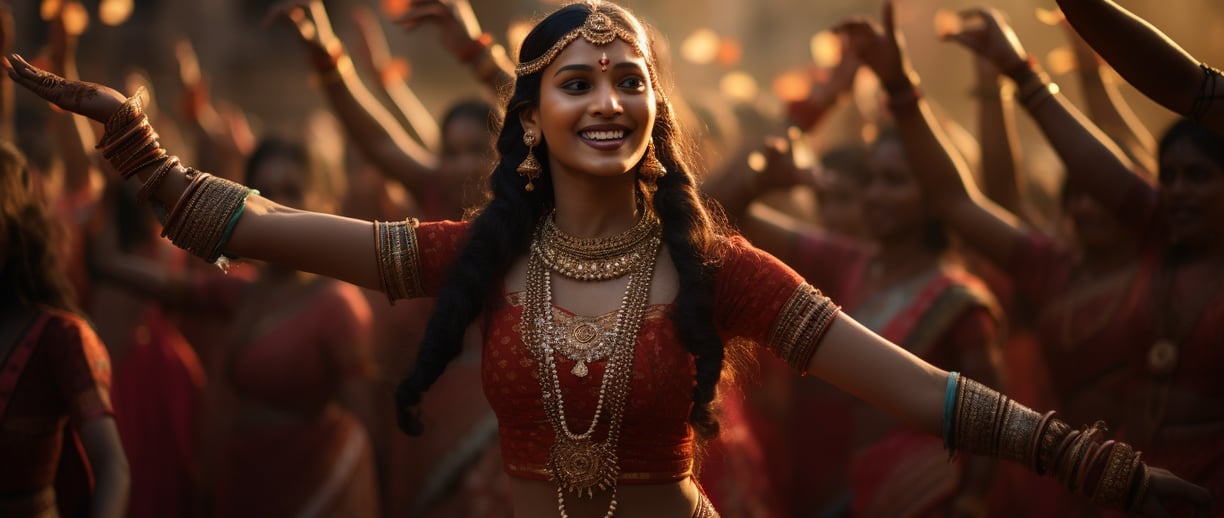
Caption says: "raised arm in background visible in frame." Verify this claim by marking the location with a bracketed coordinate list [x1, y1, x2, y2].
[7, 22, 1215, 515]
[1057, 12, 1157, 174]
[968, 52, 1039, 228]
[1055, 0, 1224, 133]
[175, 39, 255, 182]
[942, 8, 1152, 228]
[350, 4, 440, 151]
[46, 2, 99, 196]
[836, 6, 1023, 265]
[395, 0, 514, 96]
[269, 1, 440, 203]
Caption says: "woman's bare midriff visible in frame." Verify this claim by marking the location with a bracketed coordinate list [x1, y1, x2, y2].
[508, 475, 701, 517]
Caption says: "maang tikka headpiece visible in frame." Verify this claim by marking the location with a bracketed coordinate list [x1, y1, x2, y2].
[515, 6, 648, 77]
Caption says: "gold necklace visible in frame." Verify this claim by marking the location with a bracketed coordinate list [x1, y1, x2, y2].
[522, 220, 660, 518]
[537, 210, 660, 281]
[546, 309, 618, 378]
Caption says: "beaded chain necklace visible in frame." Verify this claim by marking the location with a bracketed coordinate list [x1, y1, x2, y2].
[522, 212, 662, 518]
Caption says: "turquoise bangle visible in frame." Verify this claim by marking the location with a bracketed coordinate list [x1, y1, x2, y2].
[209, 189, 257, 262]
[942, 371, 960, 452]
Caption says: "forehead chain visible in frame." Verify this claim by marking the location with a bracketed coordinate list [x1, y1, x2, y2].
[515, 10, 646, 76]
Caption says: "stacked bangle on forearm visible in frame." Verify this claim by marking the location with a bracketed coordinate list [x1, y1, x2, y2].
[96, 93, 169, 180]
[159, 170, 253, 264]
[944, 374, 1151, 512]
[97, 89, 256, 270]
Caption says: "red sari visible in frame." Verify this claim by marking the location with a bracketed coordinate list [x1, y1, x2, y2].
[110, 306, 206, 518]
[792, 233, 1002, 518]
[1082, 184, 1224, 510]
[195, 276, 381, 518]
[0, 307, 114, 518]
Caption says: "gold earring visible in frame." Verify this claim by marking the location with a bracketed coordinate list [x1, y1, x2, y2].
[639, 142, 667, 188]
[518, 131, 542, 192]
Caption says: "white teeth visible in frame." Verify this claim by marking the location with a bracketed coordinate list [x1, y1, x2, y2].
[581, 130, 625, 141]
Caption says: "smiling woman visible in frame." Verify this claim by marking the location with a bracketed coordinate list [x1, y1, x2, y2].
[2, 1, 1213, 517]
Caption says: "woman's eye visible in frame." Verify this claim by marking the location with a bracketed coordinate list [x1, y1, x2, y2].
[560, 79, 591, 92]
[619, 76, 645, 90]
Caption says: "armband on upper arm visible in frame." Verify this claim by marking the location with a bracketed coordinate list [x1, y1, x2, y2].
[374, 217, 423, 303]
[765, 283, 841, 374]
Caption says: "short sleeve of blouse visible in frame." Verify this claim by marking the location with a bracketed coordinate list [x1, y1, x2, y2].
[374, 219, 470, 301]
[45, 312, 114, 425]
[715, 236, 842, 374]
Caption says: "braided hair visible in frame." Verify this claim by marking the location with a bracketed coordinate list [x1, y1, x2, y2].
[394, 1, 733, 440]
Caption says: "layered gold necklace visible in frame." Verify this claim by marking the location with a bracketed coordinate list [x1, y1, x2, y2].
[522, 211, 661, 517]
[537, 210, 660, 281]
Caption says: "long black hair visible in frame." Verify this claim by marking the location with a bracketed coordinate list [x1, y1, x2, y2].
[394, 1, 732, 440]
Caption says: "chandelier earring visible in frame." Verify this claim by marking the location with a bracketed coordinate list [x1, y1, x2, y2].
[518, 130, 542, 192]
[639, 142, 667, 191]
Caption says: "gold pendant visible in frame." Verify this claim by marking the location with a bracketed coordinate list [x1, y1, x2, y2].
[572, 360, 589, 377]
[1147, 339, 1179, 377]
[549, 437, 617, 498]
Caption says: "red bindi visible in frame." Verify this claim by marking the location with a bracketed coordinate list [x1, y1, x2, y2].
[599, 52, 610, 72]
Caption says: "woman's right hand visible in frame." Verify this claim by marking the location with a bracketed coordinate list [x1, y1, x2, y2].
[4, 54, 125, 123]
[940, 8, 1031, 77]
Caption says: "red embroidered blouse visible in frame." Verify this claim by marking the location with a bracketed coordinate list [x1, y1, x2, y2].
[407, 220, 839, 483]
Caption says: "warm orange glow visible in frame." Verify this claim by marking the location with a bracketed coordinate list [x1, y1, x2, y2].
[773, 70, 811, 102]
[381, 0, 409, 18]
[1047, 46, 1077, 75]
[506, 19, 535, 62]
[99, 0, 133, 26]
[1036, 6, 1065, 26]
[716, 39, 743, 66]
[810, 31, 841, 68]
[62, 2, 89, 36]
[681, 29, 720, 65]
[720, 71, 759, 102]
[933, 9, 962, 39]
[41, 0, 62, 21]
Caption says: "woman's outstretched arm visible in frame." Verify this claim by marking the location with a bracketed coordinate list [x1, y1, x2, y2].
[1056, 0, 1224, 132]
[806, 311, 1212, 517]
[6, 55, 386, 292]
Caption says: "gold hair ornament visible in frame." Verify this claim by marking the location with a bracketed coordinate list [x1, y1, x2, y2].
[515, 9, 646, 76]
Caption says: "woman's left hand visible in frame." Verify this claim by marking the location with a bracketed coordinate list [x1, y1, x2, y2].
[1137, 467, 1213, 517]
[4, 54, 125, 123]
